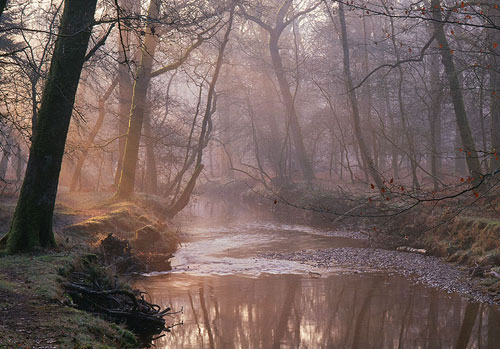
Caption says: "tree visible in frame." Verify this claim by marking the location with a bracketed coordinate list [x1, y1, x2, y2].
[241, 0, 317, 182]
[0, 0, 98, 253]
[430, 0, 482, 179]
[336, 1, 385, 190]
[115, 0, 161, 200]
[115, 0, 204, 199]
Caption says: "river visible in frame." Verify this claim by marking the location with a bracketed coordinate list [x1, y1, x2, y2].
[135, 197, 500, 348]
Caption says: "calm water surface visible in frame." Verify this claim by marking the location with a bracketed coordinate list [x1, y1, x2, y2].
[135, 198, 500, 348]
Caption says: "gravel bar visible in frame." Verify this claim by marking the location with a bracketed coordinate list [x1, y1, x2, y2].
[261, 247, 495, 304]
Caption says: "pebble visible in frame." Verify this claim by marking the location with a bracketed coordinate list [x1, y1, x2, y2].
[260, 247, 495, 304]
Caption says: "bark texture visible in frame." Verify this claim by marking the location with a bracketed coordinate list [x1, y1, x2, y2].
[0, 0, 97, 253]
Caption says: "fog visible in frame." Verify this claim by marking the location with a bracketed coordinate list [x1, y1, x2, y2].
[2, 1, 500, 346]
[2, 0, 498, 200]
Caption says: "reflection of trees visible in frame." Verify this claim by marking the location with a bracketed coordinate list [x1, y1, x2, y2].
[425, 290, 440, 349]
[136, 274, 499, 348]
[397, 291, 414, 349]
[187, 292, 203, 345]
[488, 306, 500, 348]
[352, 278, 380, 349]
[272, 275, 300, 348]
[199, 286, 215, 348]
[454, 302, 480, 349]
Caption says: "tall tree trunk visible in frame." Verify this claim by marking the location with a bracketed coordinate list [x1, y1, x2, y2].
[387, 13, 420, 190]
[115, 0, 160, 199]
[268, 32, 314, 181]
[243, 0, 315, 182]
[384, 83, 399, 180]
[0, 0, 97, 253]
[113, 0, 135, 188]
[362, 13, 375, 182]
[488, 1, 500, 172]
[428, 41, 443, 191]
[338, 2, 384, 190]
[431, 0, 482, 179]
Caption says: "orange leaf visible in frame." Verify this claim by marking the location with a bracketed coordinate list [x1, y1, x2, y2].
[459, 147, 463, 152]
[494, 42, 498, 49]
[370, 183, 375, 189]
[460, 178, 465, 182]
[390, 178, 394, 184]
[381, 188, 386, 193]
[474, 192, 479, 198]
[451, 30, 455, 35]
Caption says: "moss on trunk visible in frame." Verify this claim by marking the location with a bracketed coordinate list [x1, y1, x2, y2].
[0, 0, 98, 253]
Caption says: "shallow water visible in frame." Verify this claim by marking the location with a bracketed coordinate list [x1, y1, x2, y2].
[135, 198, 500, 348]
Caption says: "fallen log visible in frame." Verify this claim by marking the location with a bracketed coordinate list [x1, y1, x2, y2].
[396, 246, 427, 255]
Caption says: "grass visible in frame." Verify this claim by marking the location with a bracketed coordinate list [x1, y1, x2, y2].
[425, 216, 500, 267]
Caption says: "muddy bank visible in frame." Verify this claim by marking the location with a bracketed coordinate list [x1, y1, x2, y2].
[261, 247, 498, 304]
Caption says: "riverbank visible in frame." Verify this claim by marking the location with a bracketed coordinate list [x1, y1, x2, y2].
[0, 191, 179, 347]
[232, 179, 500, 305]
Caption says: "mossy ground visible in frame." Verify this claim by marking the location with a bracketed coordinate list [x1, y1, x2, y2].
[0, 252, 138, 348]
[0, 191, 178, 347]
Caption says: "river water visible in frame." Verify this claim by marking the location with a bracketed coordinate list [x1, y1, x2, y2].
[135, 197, 500, 348]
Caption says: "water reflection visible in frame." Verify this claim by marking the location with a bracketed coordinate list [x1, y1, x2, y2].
[136, 197, 500, 348]
[136, 273, 500, 348]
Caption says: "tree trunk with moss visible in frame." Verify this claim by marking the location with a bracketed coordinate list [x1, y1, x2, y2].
[113, 0, 136, 188]
[115, 0, 159, 200]
[0, 0, 97, 253]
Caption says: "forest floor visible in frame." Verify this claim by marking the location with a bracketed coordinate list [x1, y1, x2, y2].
[0, 191, 178, 348]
